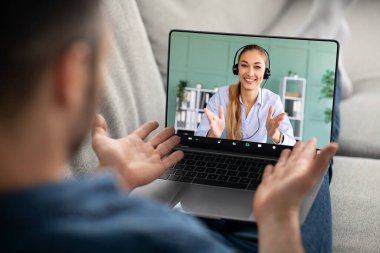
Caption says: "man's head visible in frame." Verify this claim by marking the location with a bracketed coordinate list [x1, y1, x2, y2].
[0, 1, 108, 156]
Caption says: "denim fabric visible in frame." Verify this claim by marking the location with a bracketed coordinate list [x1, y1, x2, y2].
[200, 173, 332, 253]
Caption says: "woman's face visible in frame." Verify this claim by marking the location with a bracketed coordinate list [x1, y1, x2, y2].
[238, 50, 266, 92]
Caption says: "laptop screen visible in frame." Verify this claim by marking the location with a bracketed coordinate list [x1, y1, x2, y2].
[166, 30, 339, 152]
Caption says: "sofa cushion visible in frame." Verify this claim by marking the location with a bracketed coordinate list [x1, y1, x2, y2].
[136, 0, 288, 86]
[338, 77, 380, 159]
[69, 0, 166, 175]
[331, 156, 380, 252]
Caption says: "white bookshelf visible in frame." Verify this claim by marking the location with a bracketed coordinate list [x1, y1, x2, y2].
[175, 86, 218, 132]
[279, 76, 306, 140]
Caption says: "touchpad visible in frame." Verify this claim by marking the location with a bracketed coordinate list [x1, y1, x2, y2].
[173, 184, 256, 222]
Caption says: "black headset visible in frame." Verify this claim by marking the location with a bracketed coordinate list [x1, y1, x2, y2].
[232, 45, 271, 80]
[231, 45, 271, 140]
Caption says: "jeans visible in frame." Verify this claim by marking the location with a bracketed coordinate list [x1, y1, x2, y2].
[200, 173, 332, 253]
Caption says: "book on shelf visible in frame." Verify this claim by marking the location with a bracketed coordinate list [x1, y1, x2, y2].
[176, 86, 217, 131]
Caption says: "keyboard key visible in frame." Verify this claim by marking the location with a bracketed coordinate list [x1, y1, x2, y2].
[206, 162, 217, 167]
[216, 169, 227, 175]
[248, 172, 259, 179]
[185, 165, 195, 171]
[195, 167, 206, 173]
[227, 171, 237, 176]
[196, 161, 207, 166]
[186, 160, 196, 165]
[207, 174, 218, 180]
[216, 163, 227, 169]
[205, 168, 216, 174]
[217, 175, 229, 181]
[227, 165, 238, 170]
[239, 178, 250, 184]
[186, 171, 197, 177]
[197, 172, 207, 179]
[237, 172, 248, 177]
[238, 166, 250, 172]
[228, 177, 239, 183]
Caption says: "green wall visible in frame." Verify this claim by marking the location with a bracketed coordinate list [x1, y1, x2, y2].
[167, 31, 338, 148]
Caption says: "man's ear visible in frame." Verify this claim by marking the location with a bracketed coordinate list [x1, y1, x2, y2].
[53, 42, 91, 109]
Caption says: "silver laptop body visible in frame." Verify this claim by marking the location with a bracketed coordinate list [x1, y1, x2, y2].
[132, 30, 339, 224]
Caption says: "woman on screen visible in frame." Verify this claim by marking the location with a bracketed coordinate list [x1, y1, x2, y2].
[195, 44, 296, 145]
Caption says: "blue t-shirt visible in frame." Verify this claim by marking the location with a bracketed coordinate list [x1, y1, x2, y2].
[0, 173, 235, 253]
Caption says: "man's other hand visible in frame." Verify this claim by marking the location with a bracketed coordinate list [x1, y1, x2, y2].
[92, 114, 184, 190]
[253, 138, 338, 224]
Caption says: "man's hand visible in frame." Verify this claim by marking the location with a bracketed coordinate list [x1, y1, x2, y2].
[254, 138, 338, 223]
[266, 105, 286, 143]
[92, 114, 184, 190]
[204, 105, 225, 138]
[253, 139, 338, 253]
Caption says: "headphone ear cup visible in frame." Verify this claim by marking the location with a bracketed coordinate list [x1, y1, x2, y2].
[232, 64, 238, 75]
[264, 68, 271, 79]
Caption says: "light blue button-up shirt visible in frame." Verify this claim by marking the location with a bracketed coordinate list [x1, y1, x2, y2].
[195, 85, 296, 146]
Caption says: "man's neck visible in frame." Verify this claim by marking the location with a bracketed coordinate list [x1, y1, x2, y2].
[0, 119, 66, 192]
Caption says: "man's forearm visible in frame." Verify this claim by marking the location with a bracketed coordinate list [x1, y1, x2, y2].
[258, 212, 304, 253]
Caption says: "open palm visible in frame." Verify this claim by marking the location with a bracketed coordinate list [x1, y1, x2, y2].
[204, 105, 225, 138]
[92, 114, 184, 190]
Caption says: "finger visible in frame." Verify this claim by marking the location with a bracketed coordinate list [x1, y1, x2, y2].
[307, 142, 338, 183]
[304, 143, 338, 189]
[162, 150, 185, 170]
[274, 113, 286, 123]
[302, 138, 317, 159]
[92, 114, 108, 137]
[261, 164, 274, 182]
[133, 121, 159, 139]
[148, 127, 175, 148]
[219, 105, 225, 121]
[276, 149, 291, 167]
[156, 135, 181, 157]
[289, 140, 305, 158]
[267, 105, 274, 122]
[204, 108, 213, 124]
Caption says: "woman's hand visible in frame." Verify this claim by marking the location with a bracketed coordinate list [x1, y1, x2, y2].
[204, 105, 225, 138]
[266, 105, 286, 143]
[92, 114, 184, 190]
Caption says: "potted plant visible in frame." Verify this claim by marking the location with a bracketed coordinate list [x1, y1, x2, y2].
[320, 70, 335, 123]
[177, 80, 187, 110]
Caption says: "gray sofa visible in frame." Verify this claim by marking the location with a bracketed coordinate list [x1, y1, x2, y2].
[71, 0, 380, 251]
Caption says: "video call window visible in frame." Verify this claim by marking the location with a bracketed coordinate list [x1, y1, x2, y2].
[166, 31, 338, 149]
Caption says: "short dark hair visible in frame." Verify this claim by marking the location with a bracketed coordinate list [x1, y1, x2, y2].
[0, 0, 102, 123]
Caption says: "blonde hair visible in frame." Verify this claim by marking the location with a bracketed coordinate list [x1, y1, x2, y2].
[226, 83, 242, 139]
[226, 45, 269, 140]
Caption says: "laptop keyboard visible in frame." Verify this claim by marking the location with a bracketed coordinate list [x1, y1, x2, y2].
[159, 150, 276, 191]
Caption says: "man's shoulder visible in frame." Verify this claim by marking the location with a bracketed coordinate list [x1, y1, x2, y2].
[0, 173, 232, 253]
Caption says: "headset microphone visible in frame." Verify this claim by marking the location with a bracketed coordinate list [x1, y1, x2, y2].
[232, 45, 271, 79]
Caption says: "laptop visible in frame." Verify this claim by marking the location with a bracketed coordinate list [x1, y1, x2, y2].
[132, 30, 339, 223]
